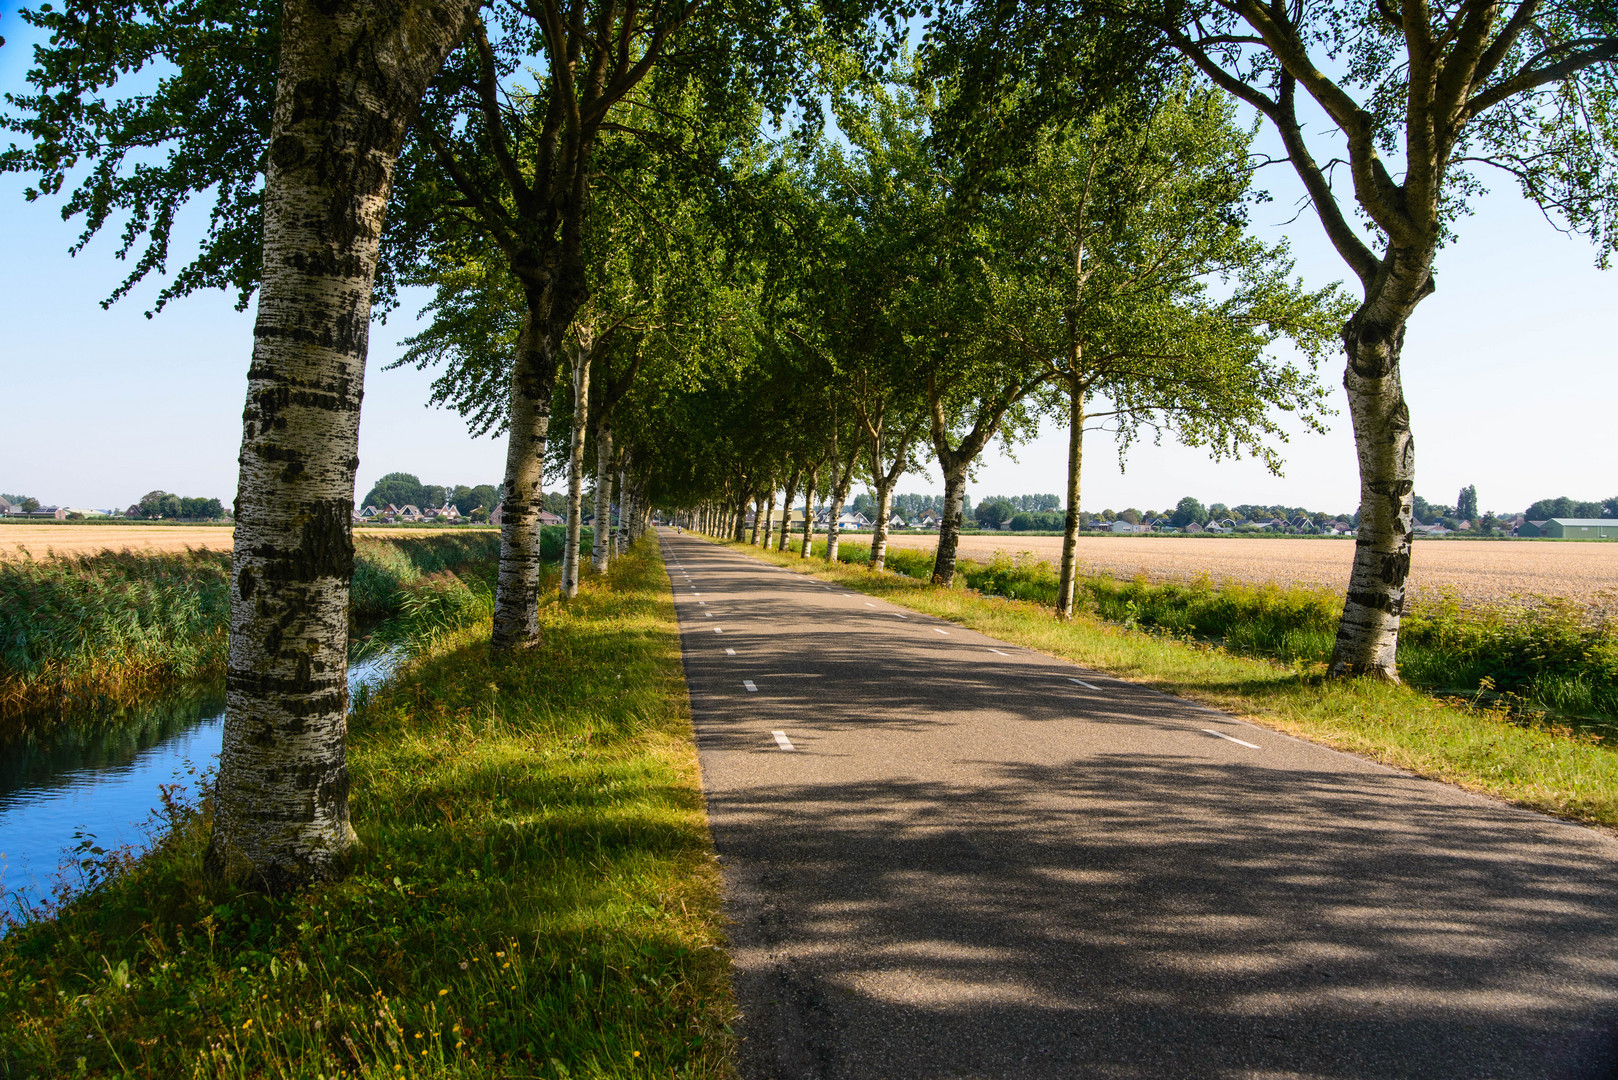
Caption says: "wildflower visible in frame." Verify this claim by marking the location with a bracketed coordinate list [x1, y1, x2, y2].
[439, 988, 450, 996]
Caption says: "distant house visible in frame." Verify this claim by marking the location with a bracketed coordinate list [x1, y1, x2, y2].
[537, 510, 564, 526]
[888, 513, 907, 528]
[0, 496, 11, 515]
[1110, 520, 1144, 534]
[490, 504, 504, 525]
[1414, 523, 1449, 535]
[438, 503, 461, 522]
[1519, 518, 1618, 539]
[398, 504, 423, 521]
[1184, 521, 1204, 534]
[916, 512, 940, 529]
[359, 505, 380, 519]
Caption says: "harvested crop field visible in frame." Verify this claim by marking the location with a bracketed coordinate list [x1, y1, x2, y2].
[0, 524, 486, 561]
[878, 533, 1618, 611]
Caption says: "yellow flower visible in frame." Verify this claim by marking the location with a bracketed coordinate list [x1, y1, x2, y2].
[438, 989, 449, 996]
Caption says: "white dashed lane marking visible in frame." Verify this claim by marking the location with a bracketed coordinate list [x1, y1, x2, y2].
[772, 730, 796, 751]
[1203, 729, 1262, 750]
[933, 628, 950, 635]
[988, 648, 1009, 656]
[743, 680, 758, 692]
[725, 648, 736, 655]
[1068, 677, 1102, 690]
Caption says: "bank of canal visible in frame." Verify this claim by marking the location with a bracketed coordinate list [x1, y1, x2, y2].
[0, 656, 396, 923]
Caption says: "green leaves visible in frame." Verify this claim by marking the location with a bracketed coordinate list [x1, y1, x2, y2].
[1, 0, 277, 312]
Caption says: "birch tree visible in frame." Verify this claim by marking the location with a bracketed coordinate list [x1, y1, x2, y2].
[4, 0, 477, 886]
[992, 87, 1343, 617]
[934, 0, 1618, 677]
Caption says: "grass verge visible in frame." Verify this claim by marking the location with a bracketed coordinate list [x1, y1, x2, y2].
[0, 537, 735, 1078]
[729, 537, 1618, 831]
[796, 539, 1618, 726]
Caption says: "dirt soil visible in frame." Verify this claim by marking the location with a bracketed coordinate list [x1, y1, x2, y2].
[0, 525, 470, 560]
[878, 532, 1618, 610]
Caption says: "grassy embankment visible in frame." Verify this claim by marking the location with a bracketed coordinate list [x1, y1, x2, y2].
[741, 537, 1618, 828]
[0, 537, 733, 1078]
[0, 527, 587, 717]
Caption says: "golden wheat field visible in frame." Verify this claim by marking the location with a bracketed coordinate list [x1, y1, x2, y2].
[878, 532, 1618, 610]
[0, 524, 482, 561]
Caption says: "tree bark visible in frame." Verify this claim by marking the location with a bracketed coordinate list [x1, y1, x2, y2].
[561, 336, 591, 599]
[208, 0, 472, 890]
[799, 467, 818, 559]
[1329, 260, 1428, 679]
[824, 454, 856, 564]
[1056, 381, 1085, 619]
[491, 312, 556, 651]
[749, 493, 764, 545]
[615, 463, 629, 554]
[932, 467, 968, 586]
[590, 423, 613, 573]
[777, 467, 801, 552]
[869, 481, 894, 570]
[761, 487, 777, 550]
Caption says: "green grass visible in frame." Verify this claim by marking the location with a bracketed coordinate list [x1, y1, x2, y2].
[2, 528, 592, 716]
[0, 537, 735, 1078]
[738, 537, 1618, 830]
[800, 538, 1618, 727]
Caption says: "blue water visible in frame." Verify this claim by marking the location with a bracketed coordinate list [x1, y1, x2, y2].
[0, 656, 395, 923]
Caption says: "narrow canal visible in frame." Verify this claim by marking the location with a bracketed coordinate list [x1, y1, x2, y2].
[0, 656, 395, 924]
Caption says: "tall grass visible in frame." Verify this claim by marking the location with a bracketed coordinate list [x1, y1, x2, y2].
[0, 538, 734, 1077]
[1, 531, 547, 716]
[788, 538, 1618, 726]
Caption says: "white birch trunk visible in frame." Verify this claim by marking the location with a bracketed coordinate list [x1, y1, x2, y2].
[561, 337, 591, 598]
[824, 455, 855, 564]
[777, 468, 801, 552]
[1056, 382, 1084, 619]
[761, 488, 777, 550]
[869, 481, 894, 571]
[491, 313, 555, 651]
[1330, 254, 1430, 679]
[591, 423, 613, 573]
[799, 469, 817, 559]
[931, 468, 968, 586]
[208, 0, 473, 889]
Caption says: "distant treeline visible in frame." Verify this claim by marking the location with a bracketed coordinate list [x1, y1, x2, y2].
[125, 490, 226, 520]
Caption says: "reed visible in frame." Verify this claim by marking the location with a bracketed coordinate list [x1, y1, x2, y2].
[1, 531, 525, 716]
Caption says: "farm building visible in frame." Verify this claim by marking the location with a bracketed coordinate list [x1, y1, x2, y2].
[1518, 518, 1618, 539]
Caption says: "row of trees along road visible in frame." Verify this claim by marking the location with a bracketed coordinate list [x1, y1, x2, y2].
[4, 0, 1613, 887]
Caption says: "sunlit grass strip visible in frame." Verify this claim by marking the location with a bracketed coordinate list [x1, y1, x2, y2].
[795, 538, 1618, 725]
[728, 537, 1618, 831]
[0, 537, 735, 1078]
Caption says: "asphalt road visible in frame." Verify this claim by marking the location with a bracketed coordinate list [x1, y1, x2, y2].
[658, 528, 1618, 1080]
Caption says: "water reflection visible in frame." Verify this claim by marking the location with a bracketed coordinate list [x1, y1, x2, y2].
[0, 654, 396, 923]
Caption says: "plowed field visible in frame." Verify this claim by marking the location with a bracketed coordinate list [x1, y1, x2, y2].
[877, 533, 1618, 610]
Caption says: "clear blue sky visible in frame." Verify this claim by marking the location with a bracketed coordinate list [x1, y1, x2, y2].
[2, 19, 1613, 517]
